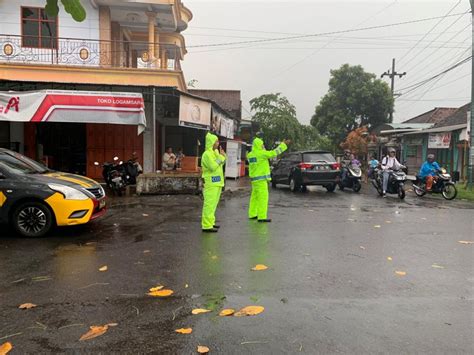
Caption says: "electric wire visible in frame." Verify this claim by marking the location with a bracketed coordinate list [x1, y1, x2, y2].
[397, 0, 462, 65]
[186, 12, 469, 49]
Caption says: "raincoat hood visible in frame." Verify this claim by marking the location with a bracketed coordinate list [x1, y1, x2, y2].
[252, 137, 264, 151]
[205, 132, 219, 151]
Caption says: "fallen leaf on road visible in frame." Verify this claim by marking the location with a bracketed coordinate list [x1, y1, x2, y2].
[347, 218, 355, 222]
[387, 257, 393, 261]
[175, 328, 192, 334]
[149, 285, 164, 292]
[251, 264, 268, 271]
[197, 345, 210, 353]
[431, 264, 445, 269]
[308, 209, 314, 212]
[458, 241, 474, 244]
[359, 246, 365, 250]
[385, 221, 392, 224]
[234, 305, 265, 317]
[79, 325, 110, 341]
[395, 271, 407, 276]
[143, 250, 151, 253]
[99, 266, 108, 272]
[18, 303, 37, 309]
[219, 309, 235, 316]
[211, 255, 218, 260]
[0, 342, 12, 355]
[192, 308, 211, 315]
[374, 225, 381, 228]
[148, 289, 174, 297]
[142, 214, 149, 217]
[185, 284, 189, 288]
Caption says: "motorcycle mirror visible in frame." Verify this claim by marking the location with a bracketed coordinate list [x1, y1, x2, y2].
[94, 161, 100, 166]
[113, 156, 119, 161]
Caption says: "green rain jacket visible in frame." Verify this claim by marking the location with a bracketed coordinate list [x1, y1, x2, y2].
[248, 137, 287, 182]
[201, 132, 226, 187]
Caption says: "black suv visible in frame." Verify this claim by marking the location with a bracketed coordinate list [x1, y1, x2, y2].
[271, 151, 340, 192]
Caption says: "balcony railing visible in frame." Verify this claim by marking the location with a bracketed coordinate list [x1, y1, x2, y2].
[0, 34, 181, 71]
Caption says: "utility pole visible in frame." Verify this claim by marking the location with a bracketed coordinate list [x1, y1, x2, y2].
[468, 0, 474, 188]
[381, 58, 406, 122]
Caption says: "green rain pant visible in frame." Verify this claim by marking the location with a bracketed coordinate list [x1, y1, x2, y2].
[201, 185, 222, 230]
[248, 180, 269, 220]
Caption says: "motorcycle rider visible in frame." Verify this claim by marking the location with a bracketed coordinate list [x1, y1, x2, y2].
[248, 135, 289, 222]
[419, 154, 441, 191]
[380, 148, 402, 197]
[201, 132, 226, 233]
[340, 149, 352, 183]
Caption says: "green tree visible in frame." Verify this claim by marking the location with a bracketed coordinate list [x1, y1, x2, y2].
[311, 64, 393, 148]
[250, 93, 330, 151]
[45, 0, 86, 22]
[250, 93, 302, 149]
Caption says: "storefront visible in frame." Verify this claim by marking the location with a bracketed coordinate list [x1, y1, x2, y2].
[0, 90, 146, 179]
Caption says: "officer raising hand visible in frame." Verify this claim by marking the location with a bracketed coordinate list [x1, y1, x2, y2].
[247, 136, 290, 222]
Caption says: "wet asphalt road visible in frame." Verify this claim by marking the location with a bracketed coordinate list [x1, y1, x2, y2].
[1, 185, 473, 354]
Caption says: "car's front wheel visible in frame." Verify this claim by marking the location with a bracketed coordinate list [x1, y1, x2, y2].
[12, 201, 54, 238]
[326, 183, 336, 192]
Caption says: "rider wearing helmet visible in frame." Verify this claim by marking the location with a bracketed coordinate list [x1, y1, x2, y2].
[419, 154, 441, 191]
[380, 148, 402, 197]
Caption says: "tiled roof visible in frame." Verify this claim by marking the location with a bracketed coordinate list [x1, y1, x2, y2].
[434, 103, 470, 128]
[402, 107, 458, 124]
[189, 89, 242, 120]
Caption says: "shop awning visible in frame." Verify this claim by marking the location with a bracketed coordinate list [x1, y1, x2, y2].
[0, 90, 146, 134]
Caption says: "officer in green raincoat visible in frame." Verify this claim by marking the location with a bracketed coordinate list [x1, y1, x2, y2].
[247, 136, 290, 222]
[201, 132, 226, 233]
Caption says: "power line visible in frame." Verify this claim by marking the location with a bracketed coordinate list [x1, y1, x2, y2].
[397, 0, 463, 64]
[186, 12, 469, 49]
[396, 55, 471, 95]
[402, 16, 470, 74]
[398, 33, 471, 87]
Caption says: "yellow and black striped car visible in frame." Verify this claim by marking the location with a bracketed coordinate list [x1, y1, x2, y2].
[0, 148, 106, 237]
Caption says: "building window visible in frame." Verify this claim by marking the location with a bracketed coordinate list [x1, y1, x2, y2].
[406, 145, 418, 158]
[21, 7, 58, 49]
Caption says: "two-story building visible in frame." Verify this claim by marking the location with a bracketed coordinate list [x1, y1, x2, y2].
[0, 0, 236, 179]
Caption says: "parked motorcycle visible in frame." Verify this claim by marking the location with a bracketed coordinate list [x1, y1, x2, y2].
[412, 168, 457, 200]
[338, 163, 362, 192]
[372, 167, 407, 199]
[95, 157, 125, 196]
[95, 156, 143, 196]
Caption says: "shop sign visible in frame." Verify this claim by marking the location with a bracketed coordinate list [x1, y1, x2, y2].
[211, 110, 234, 139]
[0, 90, 146, 133]
[428, 133, 451, 149]
[179, 95, 211, 130]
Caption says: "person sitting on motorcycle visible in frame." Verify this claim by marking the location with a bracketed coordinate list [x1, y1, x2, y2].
[380, 148, 402, 197]
[350, 153, 360, 167]
[419, 154, 441, 191]
[368, 154, 379, 179]
[340, 149, 352, 182]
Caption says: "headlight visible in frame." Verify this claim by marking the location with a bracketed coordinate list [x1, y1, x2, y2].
[48, 183, 89, 200]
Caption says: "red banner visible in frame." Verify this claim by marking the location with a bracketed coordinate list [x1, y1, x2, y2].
[0, 90, 146, 133]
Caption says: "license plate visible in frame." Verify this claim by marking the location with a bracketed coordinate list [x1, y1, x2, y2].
[99, 199, 106, 209]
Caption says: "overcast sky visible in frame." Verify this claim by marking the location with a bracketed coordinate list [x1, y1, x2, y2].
[182, 0, 471, 124]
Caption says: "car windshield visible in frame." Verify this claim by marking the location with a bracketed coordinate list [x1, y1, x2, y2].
[303, 153, 335, 163]
[0, 152, 49, 174]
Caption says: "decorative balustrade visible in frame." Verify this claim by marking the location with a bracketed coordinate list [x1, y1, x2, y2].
[0, 34, 180, 71]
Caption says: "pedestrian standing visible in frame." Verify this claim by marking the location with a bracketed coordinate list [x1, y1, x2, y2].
[247, 137, 290, 222]
[201, 132, 226, 233]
